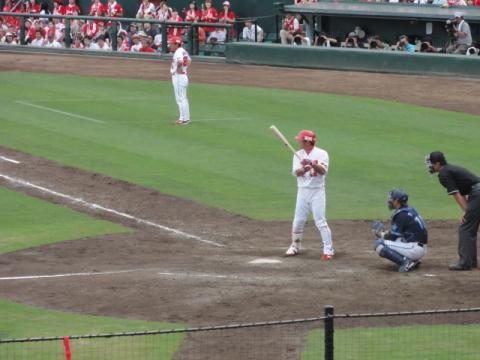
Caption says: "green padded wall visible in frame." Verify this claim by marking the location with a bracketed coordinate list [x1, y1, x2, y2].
[226, 42, 480, 78]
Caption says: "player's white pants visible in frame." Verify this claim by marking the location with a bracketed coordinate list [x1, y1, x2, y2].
[292, 187, 334, 255]
[384, 240, 427, 261]
[172, 74, 190, 121]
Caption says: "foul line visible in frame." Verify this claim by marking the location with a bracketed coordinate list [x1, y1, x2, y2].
[16, 100, 105, 124]
[0, 156, 20, 164]
[0, 269, 234, 281]
[0, 269, 144, 281]
[0, 174, 225, 248]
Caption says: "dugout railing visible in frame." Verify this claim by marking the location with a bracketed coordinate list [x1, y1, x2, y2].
[0, 11, 232, 55]
[1, 306, 479, 359]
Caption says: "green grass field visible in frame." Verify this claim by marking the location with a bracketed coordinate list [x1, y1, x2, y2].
[1, 72, 479, 220]
[0, 186, 128, 254]
[0, 299, 185, 359]
[1, 71, 479, 358]
[0, 186, 183, 357]
[302, 324, 480, 360]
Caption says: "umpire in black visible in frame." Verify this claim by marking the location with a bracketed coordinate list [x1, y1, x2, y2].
[426, 151, 480, 270]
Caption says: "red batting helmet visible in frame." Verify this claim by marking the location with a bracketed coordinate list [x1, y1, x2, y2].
[295, 130, 316, 145]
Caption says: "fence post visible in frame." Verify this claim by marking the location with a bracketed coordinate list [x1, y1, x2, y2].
[324, 305, 334, 360]
[111, 21, 118, 51]
[19, 15, 25, 45]
[187, 25, 194, 56]
[65, 18, 71, 48]
[161, 22, 168, 53]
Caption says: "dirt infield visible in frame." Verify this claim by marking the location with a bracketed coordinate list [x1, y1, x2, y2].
[1, 52, 479, 358]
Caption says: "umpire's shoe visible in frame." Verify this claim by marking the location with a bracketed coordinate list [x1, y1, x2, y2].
[448, 262, 471, 271]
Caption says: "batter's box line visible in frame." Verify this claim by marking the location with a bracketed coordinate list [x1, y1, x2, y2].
[0, 173, 225, 248]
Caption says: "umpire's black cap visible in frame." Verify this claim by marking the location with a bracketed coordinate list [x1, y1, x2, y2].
[428, 151, 447, 165]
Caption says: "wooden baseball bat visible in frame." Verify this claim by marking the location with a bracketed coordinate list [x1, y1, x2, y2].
[270, 125, 302, 161]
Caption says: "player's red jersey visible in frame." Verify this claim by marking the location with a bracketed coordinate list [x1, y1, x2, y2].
[62, 4, 81, 16]
[89, 2, 105, 17]
[27, 25, 46, 40]
[82, 22, 98, 37]
[168, 14, 184, 38]
[106, 1, 123, 17]
[218, 9, 235, 23]
[185, 9, 201, 22]
[139, 46, 155, 53]
[201, 7, 218, 33]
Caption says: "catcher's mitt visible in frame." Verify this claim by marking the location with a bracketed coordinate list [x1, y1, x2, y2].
[371, 220, 386, 238]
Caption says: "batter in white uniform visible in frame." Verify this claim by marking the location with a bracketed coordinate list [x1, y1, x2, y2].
[170, 37, 191, 125]
[286, 130, 334, 260]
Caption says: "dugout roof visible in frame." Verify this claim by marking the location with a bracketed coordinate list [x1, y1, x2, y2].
[283, 2, 480, 22]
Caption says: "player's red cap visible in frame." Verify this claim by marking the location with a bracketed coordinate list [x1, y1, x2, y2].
[295, 130, 316, 145]
[169, 37, 182, 46]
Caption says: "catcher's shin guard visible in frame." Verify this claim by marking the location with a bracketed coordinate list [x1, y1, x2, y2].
[374, 240, 406, 266]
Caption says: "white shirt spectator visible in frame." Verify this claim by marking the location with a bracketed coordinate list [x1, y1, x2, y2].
[242, 24, 264, 42]
[207, 29, 227, 43]
[153, 33, 163, 48]
[91, 41, 111, 51]
[137, 1, 155, 19]
[130, 42, 142, 52]
[31, 38, 46, 47]
[45, 39, 62, 48]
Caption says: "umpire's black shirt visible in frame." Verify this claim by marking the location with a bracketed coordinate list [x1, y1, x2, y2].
[439, 164, 480, 196]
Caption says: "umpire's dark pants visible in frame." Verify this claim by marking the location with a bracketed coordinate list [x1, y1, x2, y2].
[458, 188, 480, 268]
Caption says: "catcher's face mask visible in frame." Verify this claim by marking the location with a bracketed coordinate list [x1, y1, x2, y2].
[387, 194, 396, 210]
[425, 154, 434, 174]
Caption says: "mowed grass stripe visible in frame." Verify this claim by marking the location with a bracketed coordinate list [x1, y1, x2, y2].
[0, 187, 129, 254]
[1, 72, 479, 220]
[0, 299, 185, 359]
[302, 325, 480, 360]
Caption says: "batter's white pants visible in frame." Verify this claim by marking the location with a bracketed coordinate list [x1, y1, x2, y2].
[172, 74, 190, 121]
[384, 239, 427, 261]
[292, 187, 334, 255]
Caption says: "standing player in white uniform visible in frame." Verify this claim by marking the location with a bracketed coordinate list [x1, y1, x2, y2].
[286, 130, 334, 260]
[170, 37, 191, 125]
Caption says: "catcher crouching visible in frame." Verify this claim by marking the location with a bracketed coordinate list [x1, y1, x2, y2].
[372, 189, 428, 273]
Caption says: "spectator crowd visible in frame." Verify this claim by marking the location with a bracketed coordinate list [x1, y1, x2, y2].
[294, 0, 480, 5]
[281, 9, 479, 55]
[1, 0, 478, 55]
[0, 0, 265, 52]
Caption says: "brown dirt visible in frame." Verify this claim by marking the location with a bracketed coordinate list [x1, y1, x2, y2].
[0, 52, 479, 359]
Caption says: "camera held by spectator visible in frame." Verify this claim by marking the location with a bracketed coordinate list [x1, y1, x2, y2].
[466, 43, 479, 56]
[446, 12, 472, 55]
[342, 32, 359, 48]
[396, 35, 415, 53]
[315, 31, 337, 47]
[368, 35, 388, 50]
[420, 39, 438, 53]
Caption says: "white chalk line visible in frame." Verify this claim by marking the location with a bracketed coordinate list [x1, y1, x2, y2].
[17, 97, 157, 103]
[15, 100, 250, 125]
[0, 269, 305, 283]
[16, 100, 105, 124]
[0, 269, 144, 281]
[0, 156, 20, 164]
[111, 117, 252, 124]
[0, 173, 225, 248]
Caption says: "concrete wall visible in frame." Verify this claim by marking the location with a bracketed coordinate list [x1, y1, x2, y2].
[226, 42, 480, 78]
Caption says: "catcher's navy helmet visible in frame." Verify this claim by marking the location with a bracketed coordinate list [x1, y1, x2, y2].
[388, 189, 408, 209]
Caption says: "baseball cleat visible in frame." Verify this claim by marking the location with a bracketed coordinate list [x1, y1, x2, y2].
[285, 244, 300, 256]
[321, 254, 333, 261]
[177, 120, 191, 125]
[175, 119, 184, 124]
[399, 259, 416, 273]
